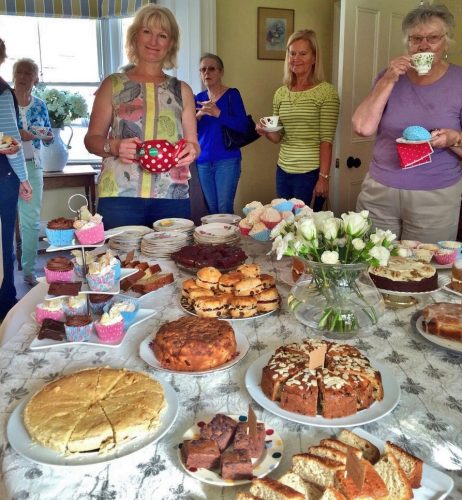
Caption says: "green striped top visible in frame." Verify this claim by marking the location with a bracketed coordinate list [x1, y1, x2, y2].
[272, 82, 340, 173]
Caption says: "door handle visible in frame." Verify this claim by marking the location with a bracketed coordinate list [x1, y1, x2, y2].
[347, 156, 362, 169]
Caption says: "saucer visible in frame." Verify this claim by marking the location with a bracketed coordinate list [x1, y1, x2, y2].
[262, 125, 283, 133]
[396, 137, 430, 145]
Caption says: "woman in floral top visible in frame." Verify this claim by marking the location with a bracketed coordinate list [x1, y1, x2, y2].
[85, 4, 199, 229]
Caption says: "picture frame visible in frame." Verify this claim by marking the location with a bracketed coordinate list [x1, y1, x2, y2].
[257, 7, 294, 60]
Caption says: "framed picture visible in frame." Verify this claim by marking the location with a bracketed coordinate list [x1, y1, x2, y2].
[257, 7, 294, 60]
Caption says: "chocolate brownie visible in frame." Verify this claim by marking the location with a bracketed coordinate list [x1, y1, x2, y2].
[233, 421, 266, 459]
[199, 413, 238, 451]
[37, 318, 66, 341]
[181, 439, 220, 469]
[220, 449, 253, 480]
[48, 281, 82, 296]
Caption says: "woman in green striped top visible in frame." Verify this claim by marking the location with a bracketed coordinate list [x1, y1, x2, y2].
[256, 29, 339, 210]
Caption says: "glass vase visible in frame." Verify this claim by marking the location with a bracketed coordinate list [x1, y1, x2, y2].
[288, 259, 385, 339]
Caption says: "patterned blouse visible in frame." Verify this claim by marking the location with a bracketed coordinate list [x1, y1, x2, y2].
[98, 73, 189, 199]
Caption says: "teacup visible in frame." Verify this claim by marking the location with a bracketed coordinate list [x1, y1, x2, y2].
[136, 138, 186, 174]
[260, 116, 279, 128]
[410, 52, 434, 76]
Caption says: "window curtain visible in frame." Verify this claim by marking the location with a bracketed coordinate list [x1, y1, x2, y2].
[0, 0, 155, 18]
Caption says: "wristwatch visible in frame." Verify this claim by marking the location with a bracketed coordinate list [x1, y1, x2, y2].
[103, 140, 111, 154]
[319, 172, 330, 180]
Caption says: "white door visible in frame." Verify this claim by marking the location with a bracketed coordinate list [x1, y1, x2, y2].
[331, 0, 418, 214]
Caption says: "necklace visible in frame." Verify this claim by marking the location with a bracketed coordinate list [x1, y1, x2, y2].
[207, 86, 227, 102]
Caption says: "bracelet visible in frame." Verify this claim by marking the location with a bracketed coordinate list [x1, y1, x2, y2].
[319, 172, 330, 180]
[453, 133, 462, 147]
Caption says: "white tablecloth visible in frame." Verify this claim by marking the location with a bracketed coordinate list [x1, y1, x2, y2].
[0, 239, 461, 500]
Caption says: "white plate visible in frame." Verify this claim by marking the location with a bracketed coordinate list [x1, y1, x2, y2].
[41, 268, 138, 299]
[139, 329, 250, 375]
[179, 297, 280, 322]
[6, 376, 179, 467]
[377, 274, 450, 296]
[201, 214, 242, 225]
[245, 353, 400, 428]
[30, 308, 157, 350]
[153, 218, 194, 232]
[396, 137, 431, 145]
[352, 428, 454, 499]
[45, 229, 124, 252]
[411, 312, 462, 354]
[177, 414, 283, 486]
[110, 225, 153, 236]
[262, 125, 283, 133]
[443, 283, 462, 298]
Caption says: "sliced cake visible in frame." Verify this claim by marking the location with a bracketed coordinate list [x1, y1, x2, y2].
[337, 430, 380, 464]
[374, 453, 414, 500]
[292, 453, 345, 488]
[384, 441, 423, 488]
[250, 477, 305, 500]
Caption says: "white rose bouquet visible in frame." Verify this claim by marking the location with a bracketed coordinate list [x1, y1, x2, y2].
[270, 210, 395, 333]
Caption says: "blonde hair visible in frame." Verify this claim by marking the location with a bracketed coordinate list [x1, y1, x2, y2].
[125, 4, 179, 69]
[283, 29, 324, 87]
[13, 58, 40, 85]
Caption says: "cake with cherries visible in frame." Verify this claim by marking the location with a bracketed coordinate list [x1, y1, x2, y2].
[23, 368, 165, 454]
[260, 340, 383, 419]
[150, 316, 237, 371]
[369, 256, 437, 293]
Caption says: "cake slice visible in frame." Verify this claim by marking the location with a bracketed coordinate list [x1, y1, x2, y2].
[319, 488, 347, 500]
[279, 471, 323, 499]
[200, 413, 238, 451]
[292, 453, 345, 488]
[319, 439, 363, 459]
[220, 449, 253, 480]
[337, 430, 380, 464]
[236, 494, 260, 500]
[317, 369, 357, 419]
[181, 439, 220, 469]
[131, 271, 174, 294]
[384, 441, 423, 488]
[334, 459, 388, 499]
[250, 477, 305, 499]
[308, 446, 348, 465]
[374, 453, 413, 499]
[280, 368, 318, 416]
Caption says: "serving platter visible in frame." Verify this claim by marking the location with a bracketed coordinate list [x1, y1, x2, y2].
[411, 311, 462, 354]
[6, 377, 179, 467]
[352, 427, 454, 499]
[177, 414, 283, 486]
[139, 329, 250, 375]
[30, 307, 157, 350]
[245, 353, 400, 428]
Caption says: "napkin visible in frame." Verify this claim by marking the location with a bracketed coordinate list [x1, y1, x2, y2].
[396, 142, 433, 169]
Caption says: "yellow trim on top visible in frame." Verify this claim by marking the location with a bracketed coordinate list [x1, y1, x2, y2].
[140, 82, 156, 198]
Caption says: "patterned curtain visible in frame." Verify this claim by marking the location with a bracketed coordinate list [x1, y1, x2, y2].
[0, 0, 155, 18]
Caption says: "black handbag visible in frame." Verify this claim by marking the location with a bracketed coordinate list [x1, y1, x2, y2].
[222, 92, 260, 150]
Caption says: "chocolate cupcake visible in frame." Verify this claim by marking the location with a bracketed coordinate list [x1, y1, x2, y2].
[45, 217, 75, 247]
[88, 293, 113, 315]
[65, 314, 94, 342]
[44, 257, 75, 284]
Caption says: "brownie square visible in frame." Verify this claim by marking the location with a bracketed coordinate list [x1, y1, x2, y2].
[48, 281, 82, 296]
[37, 318, 66, 341]
[233, 422, 266, 459]
[181, 439, 220, 469]
[200, 414, 238, 451]
[220, 449, 253, 480]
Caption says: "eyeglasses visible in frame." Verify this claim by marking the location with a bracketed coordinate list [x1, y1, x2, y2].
[200, 66, 217, 73]
[408, 34, 446, 46]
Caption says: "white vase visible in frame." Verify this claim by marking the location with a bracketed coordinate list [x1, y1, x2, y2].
[41, 126, 73, 172]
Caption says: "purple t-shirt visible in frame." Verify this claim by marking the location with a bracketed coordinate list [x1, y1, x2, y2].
[369, 64, 462, 190]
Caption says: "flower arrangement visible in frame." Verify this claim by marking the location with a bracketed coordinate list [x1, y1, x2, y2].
[33, 85, 88, 128]
[271, 209, 395, 333]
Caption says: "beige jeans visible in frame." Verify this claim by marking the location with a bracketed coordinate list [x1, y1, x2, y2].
[356, 174, 462, 243]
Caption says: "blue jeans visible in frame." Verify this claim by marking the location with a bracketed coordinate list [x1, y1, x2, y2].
[97, 197, 191, 230]
[0, 168, 19, 318]
[276, 166, 326, 212]
[196, 158, 241, 214]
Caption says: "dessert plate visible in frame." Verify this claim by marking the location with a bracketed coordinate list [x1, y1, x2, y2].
[30, 308, 158, 350]
[179, 296, 280, 322]
[351, 427, 454, 499]
[6, 376, 179, 467]
[377, 274, 450, 296]
[262, 125, 283, 133]
[45, 229, 124, 252]
[201, 214, 242, 225]
[443, 283, 462, 298]
[245, 353, 400, 428]
[139, 329, 250, 375]
[177, 414, 283, 486]
[411, 311, 462, 354]
[396, 137, 431, 144]
[153, 218, 195, 233]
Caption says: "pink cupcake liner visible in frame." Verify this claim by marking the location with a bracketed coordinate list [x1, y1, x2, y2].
[75, 222, 105, 245]
[65, 323, 94, 342]
[95, 321, 124, 343]
[86, 268, 116, 291]
[44, 267, 74, 284]
[239, 226, 251, 236]
[260, 218, 281, 230]
[434, 250, 458, 265]
[35, 306, 65, 324]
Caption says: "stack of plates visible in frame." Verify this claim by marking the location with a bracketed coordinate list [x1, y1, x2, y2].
[193, 223, 241, 246]
[140, 231, 190, 259]
[107, 226, 153, 253]
[201, 213, 241, 225]
[153, 218, 195, 239]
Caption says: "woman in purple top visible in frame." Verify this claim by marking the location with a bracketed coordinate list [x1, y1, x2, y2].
[353, 4, 462, 243]
[195, 53, 249, 214]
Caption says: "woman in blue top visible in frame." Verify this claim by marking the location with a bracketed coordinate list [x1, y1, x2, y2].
[195, 54, 248, 214]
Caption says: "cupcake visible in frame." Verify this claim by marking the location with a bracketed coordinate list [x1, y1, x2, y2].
[45, 217, 75, 247]
[249, 221, 271, 241]
[86, 260, 116, 292]
[243, 200, 263, 215]
[74, 205, 105, 244]
[271, 198, 294, 213]
[238, 217, 253, 236]
[65, 293, 88, 316]
[247, 207, 265, 225]
[89, 293, 113, 315]
[260, 207, 282, 229]
[104, 298, 139, 327]
[289, 198, 306, 214]
[35, 298, 66, 324]
[102, 250, 121, 281]
[65, 315, 94, 342]
[434, 249, 458, 265]
[95, 308, 124, 343]
[44, 257, 75, 284]
[438, 240, 462, 253]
